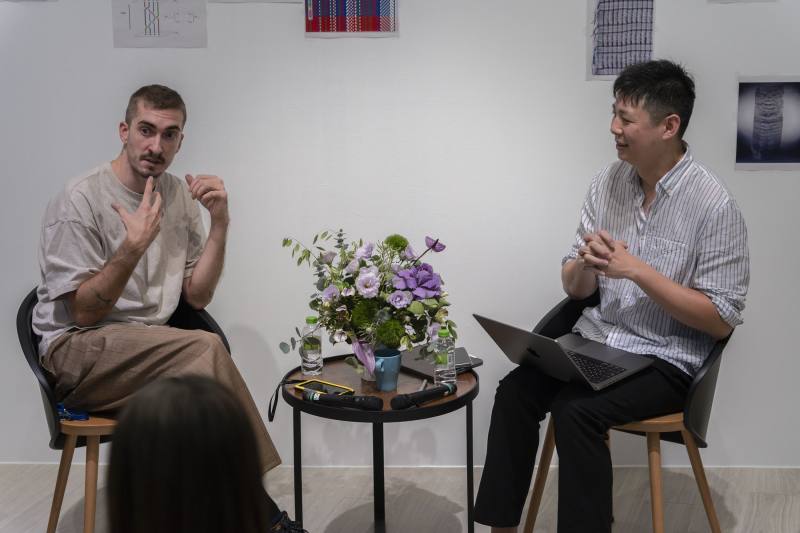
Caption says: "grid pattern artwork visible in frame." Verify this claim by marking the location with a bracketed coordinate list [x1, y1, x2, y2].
[306, 0, 397, 34]
[592, 0, 653, 76]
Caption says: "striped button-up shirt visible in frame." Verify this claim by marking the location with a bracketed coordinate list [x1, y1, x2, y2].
[562, 146, 750, 376]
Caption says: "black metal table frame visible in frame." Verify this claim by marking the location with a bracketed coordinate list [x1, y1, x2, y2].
[281, 360, 479, 533]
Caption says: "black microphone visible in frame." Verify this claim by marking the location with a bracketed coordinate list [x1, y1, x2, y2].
[390, 383, 457, 410]
[302, 389, 384, 411]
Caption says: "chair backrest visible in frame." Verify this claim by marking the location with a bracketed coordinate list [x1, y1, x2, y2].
[533, 292, 730, 448]
[17, 288, 63, 449]
[683, 332, 729, 448]
[17, 287, 231, 450]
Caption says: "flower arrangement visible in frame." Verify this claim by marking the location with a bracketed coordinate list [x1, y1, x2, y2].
[280, 230, 456, 375]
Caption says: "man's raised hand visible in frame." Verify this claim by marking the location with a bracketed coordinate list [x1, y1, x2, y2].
[185, 174, 229, 226]
[111, 176, 162, 255]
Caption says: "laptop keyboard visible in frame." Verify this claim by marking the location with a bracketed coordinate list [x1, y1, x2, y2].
[565, 351, 626, 384]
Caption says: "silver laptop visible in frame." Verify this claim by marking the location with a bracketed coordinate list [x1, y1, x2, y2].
[473, 314, 654, 391]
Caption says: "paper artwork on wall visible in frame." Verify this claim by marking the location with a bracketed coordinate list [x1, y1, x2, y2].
[736, 78, 800, 170]
[305, 0, 397, 37]
[112, 0, 207, 48]
[589, 0, 653, 78]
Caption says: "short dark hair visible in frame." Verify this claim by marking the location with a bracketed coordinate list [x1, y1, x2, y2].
[613, 60, 695, 138]
[107, 376, 270, 533]
[124, 84, 187, 126]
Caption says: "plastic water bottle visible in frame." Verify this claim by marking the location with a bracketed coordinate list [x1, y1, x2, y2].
[300, 316, 323, 375]
[433, 328, 456, 387]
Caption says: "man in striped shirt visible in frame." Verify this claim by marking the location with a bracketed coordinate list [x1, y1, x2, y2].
[475, 60, 749, 532]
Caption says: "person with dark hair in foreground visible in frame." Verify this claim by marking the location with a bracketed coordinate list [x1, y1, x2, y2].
[474, 60, 749, 532]
[109, 376, 305, 533]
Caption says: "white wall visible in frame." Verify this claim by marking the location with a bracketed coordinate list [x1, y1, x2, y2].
[0, 0, 797, 468]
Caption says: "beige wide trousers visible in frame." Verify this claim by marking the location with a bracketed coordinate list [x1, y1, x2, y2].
[42, 323, 281, 474]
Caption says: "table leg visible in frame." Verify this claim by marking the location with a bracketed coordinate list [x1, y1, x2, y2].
[467, 401, 475, 533]
[293, 407, 303, 526]
[373, 422, 385, 531]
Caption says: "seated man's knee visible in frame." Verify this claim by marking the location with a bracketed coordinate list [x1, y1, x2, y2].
[185, 330, 229, 358]
[494, 366, 545, 413]
[551, 397, 605, 438]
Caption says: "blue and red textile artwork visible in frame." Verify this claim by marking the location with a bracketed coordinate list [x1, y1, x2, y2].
[306, 0, 397, 34]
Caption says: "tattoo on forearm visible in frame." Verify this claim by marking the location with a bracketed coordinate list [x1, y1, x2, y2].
[90, 288, 113, 309]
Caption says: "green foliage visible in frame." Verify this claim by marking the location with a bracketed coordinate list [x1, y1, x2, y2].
[375, 319, 404, 349]
[351, 299, 379, 329]
[408, 301, 425, 316]
[383, 234, 409, 252]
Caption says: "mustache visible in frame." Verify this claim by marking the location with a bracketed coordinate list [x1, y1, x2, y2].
[141, 153, 165, 164]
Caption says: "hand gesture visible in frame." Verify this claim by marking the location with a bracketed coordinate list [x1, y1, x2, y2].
[185, 174, 229, 226]
[579, 230, 640, 280]
[112, 176, 162, 254]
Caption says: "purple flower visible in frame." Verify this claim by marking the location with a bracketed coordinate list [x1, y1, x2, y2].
[353, 340, 375, 374]
[321, 284, 340, 302]
[427, 322, 441, 338]
[344, 259, 359, 274]
[425, 236, 446, 252]
[403, 245, 416, 260]
[404, 324, 416, 336]
[388, 290, 413, 309]
[342, 287, 355, 297]
[333, 330, 348, 343]
[392, 263, 442, 299]
[355, 242, 375, 260]
[320, 250, 337, 264]
[356, 266, 380, 298]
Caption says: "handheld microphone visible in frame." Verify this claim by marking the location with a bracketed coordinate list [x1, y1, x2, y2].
[390, 383, 457, 410]
[302, 389, 384, 411]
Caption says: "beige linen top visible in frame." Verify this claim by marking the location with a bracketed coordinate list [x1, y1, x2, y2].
[32, 163, 206, 356]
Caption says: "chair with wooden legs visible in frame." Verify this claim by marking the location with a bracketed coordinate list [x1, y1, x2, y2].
[16, 287, 231, 533]
[522, 294, 729, 533]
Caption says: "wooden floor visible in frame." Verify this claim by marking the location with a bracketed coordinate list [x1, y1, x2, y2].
[0, 464, 798, 532]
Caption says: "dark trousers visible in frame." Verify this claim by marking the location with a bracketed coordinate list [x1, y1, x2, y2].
[474, 358, 691, 531]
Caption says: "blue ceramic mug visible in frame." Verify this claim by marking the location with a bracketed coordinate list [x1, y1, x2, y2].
[374, 349, 402, 392]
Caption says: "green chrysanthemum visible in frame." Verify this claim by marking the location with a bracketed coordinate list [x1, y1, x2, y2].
[375, 319, 405, 349]
[383, 234, 409, 252]
[351, 299, 379, 329]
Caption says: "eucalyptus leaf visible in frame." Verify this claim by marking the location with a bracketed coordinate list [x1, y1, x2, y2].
[282, 238, 292, 247]
[290, 338, 296, 350]
[422, 298, 438, 308]
[279, 342, 290, 353]
[313, 234, 318, 244]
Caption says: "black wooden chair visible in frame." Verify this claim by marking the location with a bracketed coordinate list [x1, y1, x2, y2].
[17, 287, 231, 533]
[522, 293, 728, 533]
